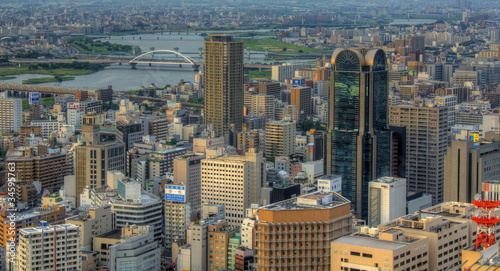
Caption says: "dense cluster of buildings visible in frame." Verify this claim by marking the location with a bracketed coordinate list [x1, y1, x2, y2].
[0, 0, 500, 267]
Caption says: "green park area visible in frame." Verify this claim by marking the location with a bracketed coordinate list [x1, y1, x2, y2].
[246, 69, 272, 80]
[66, 37, 137, 54]
[21, 97, 55, 109]
[242, 38, 328, 54]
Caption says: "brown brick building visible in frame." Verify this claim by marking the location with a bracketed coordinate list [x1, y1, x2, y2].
[255, 192, 353, 271]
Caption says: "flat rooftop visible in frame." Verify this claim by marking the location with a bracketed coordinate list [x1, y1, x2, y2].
[260, 191, 350, 211]
[334, 236, 409, 251]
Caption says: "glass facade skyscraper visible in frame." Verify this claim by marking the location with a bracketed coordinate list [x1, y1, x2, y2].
[325, 48, 390, 220]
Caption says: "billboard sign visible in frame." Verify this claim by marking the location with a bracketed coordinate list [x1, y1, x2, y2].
[29, 92, 39, 105]
[292, 79, 300, 87]
[165, 185, 185, 202]
[408, 70, 418, 77]
[301, 78, 305, 86]
[67, 102, 80, 109]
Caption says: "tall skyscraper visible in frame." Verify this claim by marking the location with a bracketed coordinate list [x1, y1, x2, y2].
[204, 35, 244, 137]
[325, 48, 391, 220]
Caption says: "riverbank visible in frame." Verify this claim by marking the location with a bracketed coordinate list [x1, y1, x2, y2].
[22, 76, 75, 84]
[0, 64, 104, 77]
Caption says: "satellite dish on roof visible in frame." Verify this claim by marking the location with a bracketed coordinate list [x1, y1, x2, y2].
[473, 210, 480, 217]
[474, 193, 481, 201]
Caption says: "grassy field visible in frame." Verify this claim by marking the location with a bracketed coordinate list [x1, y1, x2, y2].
[0, 75, 16, 80]
[0, 67, 96, 77]
[22, 76, 74, 84]
[67, 37, 137, 54]
[247, 69, 272, 80]
[21, 97, 55, 109]
[242, 38, 329, 54]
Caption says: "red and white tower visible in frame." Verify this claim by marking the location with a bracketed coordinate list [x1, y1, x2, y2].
[471, 182, 500, 250]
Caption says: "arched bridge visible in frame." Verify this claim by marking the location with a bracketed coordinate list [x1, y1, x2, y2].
[129, 50, 201, 71]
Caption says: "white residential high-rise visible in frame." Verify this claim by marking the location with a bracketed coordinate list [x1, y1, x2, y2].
[368, 177, 407, 227]
[201, 149, 265, 227]
[0, 98, 22, 133]
[17, 224, 81, 271]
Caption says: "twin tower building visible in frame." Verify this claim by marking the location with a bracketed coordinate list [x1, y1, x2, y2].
[204, 35, 390, 220]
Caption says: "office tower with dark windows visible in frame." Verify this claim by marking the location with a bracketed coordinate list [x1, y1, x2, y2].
[325, 48, 391, 221]
[389, 103, 449, 205]
[204, 35, 244, 137]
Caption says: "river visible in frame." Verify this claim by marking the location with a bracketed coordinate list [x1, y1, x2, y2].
[0, 33, 317, 91]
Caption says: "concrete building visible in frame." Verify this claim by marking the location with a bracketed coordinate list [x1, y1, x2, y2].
[435, 95, 457, 126]
[173, 153, 205, 219]
[389, 104, 449, 204]
[74, 125, 125, 206]
[201, 149, 265, 227]
[271, 63, 311, 82]
[148, 147, 190, 179]
[116, 120, 145, 152]
[29, 119, 60, 139]
[290, 86, 312, 120]
[255, 191, 353, 271]
[331, 230, 429, 271]
[326, 48, 391, 220]
[368, 177, 407, 227]
[93, 225, 161, 271]
[204, 35, 244, 136]
[0, 98, 22, 133]
[207, 220, 239, 270]
[444, 132, 500, 203]
[67, 103, 85, 126]
[164, 200, 191, 252]
[264, 121, 295, 158]
[252, 94, 275, 119]
[17, 224, 81, 271]
[110, 181, 163, 241]
[65, 205, 116, 251]
[148, 118, 169, 141]
[0, 205, 66, 247]
[317, 175, 342, 193]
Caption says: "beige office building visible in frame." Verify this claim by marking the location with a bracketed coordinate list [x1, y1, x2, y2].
[264, 121, 296, 158]
[65, 205, 116, 251]
[75, 125, 125, 206]
[331, 230, 429, 271]
[389, 104, 449, 204]
[378, 212, 471, 271]
[201, 149, 265, 227]
[444, 132, 500, 203]
[255, 192, 353, 271]
[252, 94, 275, 119]
[173, 153, 205, 218]
[204, 35, 244, 136]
